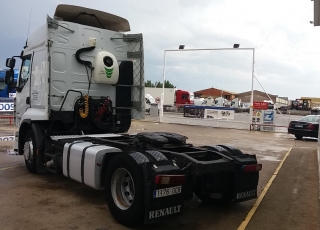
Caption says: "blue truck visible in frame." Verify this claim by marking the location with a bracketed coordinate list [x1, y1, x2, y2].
[0, 69, 18, 97]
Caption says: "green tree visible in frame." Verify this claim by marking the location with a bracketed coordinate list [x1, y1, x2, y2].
[155, 81, 163, 88]
[145, 80, 175, 88]
[145, 80, 154, 87]
[164, 80, 175, 88]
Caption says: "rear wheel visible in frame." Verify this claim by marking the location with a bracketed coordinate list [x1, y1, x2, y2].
[295, 135, 303, 140]
[105, 154, 145, 227]
[23, 130, 37, 174]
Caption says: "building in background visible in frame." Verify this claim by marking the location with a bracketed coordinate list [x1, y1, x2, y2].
[194, 87, 237, 100]
[236, 90, 288, 108]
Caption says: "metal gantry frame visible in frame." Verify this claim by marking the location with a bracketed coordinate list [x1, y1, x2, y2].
[160, 48, 255, 123]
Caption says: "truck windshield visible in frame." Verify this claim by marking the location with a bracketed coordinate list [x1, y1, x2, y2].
[19, 57, 32, 88]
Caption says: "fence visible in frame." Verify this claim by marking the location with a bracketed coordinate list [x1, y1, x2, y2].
[145, 104, 252, 130]
[143, 104, 301, 133]
[0, 97, 14, 126]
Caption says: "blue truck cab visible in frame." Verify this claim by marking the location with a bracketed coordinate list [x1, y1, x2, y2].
[0, 69, 18, 97]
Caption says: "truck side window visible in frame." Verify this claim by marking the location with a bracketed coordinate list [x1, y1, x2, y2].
[182, 94, 189, 100]
[19, 56, 32, 89]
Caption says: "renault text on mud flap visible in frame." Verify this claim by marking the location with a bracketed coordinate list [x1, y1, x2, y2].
[148, 205, 182, 219]
[236, 190, 256, 199]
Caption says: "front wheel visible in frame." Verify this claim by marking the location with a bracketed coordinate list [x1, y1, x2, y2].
[105, 154, 145, 227]
[295, 135, 303, 140]
[23, 130, 37, 173]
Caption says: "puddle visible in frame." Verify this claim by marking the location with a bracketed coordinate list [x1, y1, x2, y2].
[5, 149, 17, 155]
[273, 133, 290, 138]
[258, 155, 281, 162]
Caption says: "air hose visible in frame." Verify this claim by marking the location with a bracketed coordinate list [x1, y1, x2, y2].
[79, 95, 89, 118]
[75, 46, 95, 68]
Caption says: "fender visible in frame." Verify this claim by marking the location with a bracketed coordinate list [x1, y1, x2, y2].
[18, 119, 31, 155]
[18, 120, 49, 173]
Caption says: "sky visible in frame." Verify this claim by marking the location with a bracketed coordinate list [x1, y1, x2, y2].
[0, 0, 319, 100]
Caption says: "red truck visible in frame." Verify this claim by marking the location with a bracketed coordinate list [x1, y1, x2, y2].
[145, 87, 193, 112]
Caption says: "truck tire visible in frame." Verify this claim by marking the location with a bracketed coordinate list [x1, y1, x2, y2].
[23, 130, 37, 174]
[295, 135, 303, 140]
[218, 145, 244, 157]
[105, 153, 145, 227]
[207, 145, 243, 158]
[145, 150, 168, 161]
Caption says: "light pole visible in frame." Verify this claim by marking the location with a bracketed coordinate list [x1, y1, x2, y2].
[160, 45, 255, 123]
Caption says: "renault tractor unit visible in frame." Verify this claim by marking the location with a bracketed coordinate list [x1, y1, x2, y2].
[4, 5, 262, 227]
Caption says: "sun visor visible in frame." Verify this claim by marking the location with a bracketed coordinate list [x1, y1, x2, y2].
[54, 4, 130, 32]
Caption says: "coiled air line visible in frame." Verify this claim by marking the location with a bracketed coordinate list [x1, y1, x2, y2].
[79, 94, 89, 118]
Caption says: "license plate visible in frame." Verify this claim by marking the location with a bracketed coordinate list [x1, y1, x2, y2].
[236, 190, 256, 199]
[153, 186, 182, 198]
[295, 125, 303, 128]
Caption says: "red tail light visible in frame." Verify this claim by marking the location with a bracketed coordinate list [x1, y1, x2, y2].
[288, 123, 292, 128]
[306, 124, 316, 130]
[154, 175, 186, 185]
[241, 164, 262, 173]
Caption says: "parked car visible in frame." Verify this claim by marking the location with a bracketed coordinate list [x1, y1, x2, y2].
[277, 106, 288, 114]
[288, 115, 319, 139]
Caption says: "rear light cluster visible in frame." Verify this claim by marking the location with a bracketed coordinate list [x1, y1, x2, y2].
[306, 124, 316, 130]
[241, 164, 262, 173]
[154, 175, 186, 185]
[288, 123, 292, 128]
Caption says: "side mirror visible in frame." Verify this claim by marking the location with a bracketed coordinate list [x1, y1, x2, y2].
[6, 58, 16, 69]
[5, 70, 14, 85]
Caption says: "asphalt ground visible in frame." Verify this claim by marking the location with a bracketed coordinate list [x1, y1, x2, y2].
[0, 121, 318, 230]
[245, 147, 320, 230]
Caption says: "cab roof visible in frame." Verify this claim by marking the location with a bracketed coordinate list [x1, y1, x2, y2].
[54, 4, 130, 32]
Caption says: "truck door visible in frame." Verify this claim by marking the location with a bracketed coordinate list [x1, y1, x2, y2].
[15, 54, 32, 123]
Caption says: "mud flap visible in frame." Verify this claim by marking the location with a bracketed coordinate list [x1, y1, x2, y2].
[232, 157, 260, 202]
[141, 161, 185, 224]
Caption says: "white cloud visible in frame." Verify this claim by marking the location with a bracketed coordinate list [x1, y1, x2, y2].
[0, 0, 319, 99]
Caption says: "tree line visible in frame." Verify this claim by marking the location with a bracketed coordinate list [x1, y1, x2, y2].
[145, 80, 175, 88]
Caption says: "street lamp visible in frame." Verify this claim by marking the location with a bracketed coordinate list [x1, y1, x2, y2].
[160, 45, 256, 123]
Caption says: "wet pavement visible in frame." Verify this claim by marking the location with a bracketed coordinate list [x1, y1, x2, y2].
[0, 121, 318, 230]
[246, 147, 320, 230]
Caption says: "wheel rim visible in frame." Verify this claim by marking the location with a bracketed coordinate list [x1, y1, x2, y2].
[111, 168, 135, 210]
[23, 141, 33, 162]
